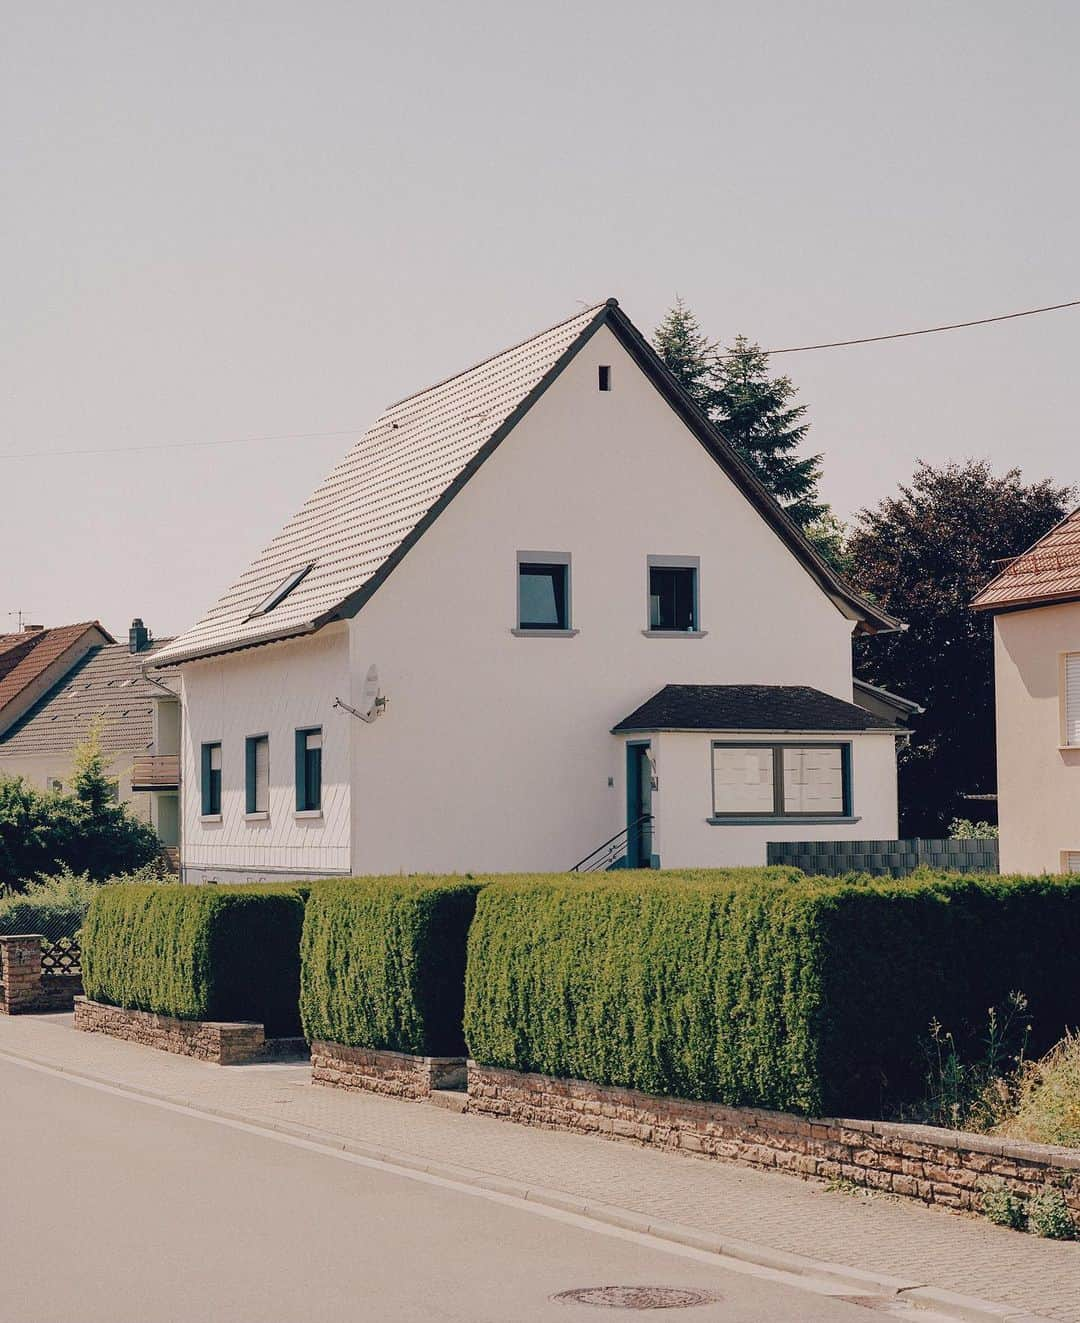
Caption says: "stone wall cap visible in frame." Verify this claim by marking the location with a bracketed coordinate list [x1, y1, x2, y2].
[0, 933, 44, 942]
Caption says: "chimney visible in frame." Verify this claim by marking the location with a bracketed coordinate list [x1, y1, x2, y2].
[22, 624, 44, 632]
[129, 618, 151, 653]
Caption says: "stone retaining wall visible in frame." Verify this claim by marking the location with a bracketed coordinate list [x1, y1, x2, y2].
[467, 1063, 1080, 1217]
[73, 996, 266, 1065]
[0, 935, 83, 1014]
[311, 1041, 467, 1100]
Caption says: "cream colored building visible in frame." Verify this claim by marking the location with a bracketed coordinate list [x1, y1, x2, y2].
[972, 509, 1080, 875]
[153, 299, 906, 881]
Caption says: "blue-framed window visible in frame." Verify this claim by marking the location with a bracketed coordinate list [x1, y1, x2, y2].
[200, 742, 222, 816]
[711, 742, 851, 818]
[295, 728, 322, 812]
[245, 735, 269, 814]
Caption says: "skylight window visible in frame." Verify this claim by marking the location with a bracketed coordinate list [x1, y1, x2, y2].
[248, 564, 315, 620]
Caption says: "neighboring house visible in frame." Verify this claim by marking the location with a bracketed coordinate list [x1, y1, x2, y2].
[0, 621, 113, 739]
[0, 619, 181, 853]
[972, 507, 1080, 874]
[152, 298, 905, 882]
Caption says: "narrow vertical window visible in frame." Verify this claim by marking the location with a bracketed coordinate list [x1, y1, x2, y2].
[245, 735, 269, 815]
[598, 365, 612, 391]
[295, 727, 322, 812]
[201, 742, 222, 816]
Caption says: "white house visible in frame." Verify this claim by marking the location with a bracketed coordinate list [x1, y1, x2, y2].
[151, 299, 903, 882]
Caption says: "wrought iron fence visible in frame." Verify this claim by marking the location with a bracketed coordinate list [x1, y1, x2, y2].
[40, 935, 81, 977]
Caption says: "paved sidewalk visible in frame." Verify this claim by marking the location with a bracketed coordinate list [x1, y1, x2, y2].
[3, 1013, 1077, 1321]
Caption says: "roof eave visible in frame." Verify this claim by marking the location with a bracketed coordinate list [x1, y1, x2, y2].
[972, 590, 1080, 615]
[611, 724, 900, 735]
[148, 621, 321, 669]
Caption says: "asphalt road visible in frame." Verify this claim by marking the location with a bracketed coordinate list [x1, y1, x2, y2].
[0, 1057, 885, 1323]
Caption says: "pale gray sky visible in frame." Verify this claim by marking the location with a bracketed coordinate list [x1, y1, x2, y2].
[4, 1, 1078, 639]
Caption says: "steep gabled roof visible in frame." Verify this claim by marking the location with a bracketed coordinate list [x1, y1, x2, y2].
[0, 622, 113, 718]
[0, 637, 175, 757]
[613, 684, 900, 733]
[971, 507, 1080, 612]
[154, 299, 899, 667]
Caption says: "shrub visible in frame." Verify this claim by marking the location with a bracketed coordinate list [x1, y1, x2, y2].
[1028, 1188, 1076, 1240]
[300, 877, 483, 1056]
[81, 884, 305, 1035]
[949, 818, 998, 840]
[981, 1183, 1028, 1230]
[0, 863, 167, 941]
[996, 1033, 1080, 1149]
[464, 869, 1080, 1116]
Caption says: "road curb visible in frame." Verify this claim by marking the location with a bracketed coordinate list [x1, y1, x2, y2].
[0, 1043, 1058, 1323]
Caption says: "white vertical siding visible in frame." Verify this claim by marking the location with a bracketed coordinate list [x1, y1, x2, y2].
[179, 625, 350, 877]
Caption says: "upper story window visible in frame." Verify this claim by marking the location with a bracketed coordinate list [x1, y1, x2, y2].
[711, 743, 850, 820]
[295, 727, 322, 812]
[598, 365, 612, 391]
[1064, 654, 1080, 747]
[516, 552, 572, 633]
[647, 556, 700, 633]
[200, 742, 222, 816]
[245, 734, 269, 815]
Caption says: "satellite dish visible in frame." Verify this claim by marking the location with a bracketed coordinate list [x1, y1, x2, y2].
[332, 664, 387, 725]
[358, 664, 380, 720]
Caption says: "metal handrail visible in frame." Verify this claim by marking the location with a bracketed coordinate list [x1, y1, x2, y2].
[571, 814, 653, 873]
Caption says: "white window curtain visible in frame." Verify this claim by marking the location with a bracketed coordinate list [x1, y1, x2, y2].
[254, 737, 269, 812]
[1065, 654, 1080, 747]
[782, 747, 844, 814]
[712, 747, 774, 815]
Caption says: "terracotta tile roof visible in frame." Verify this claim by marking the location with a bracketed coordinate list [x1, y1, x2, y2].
[0, 638, 174, 757]
[153, 299, 899, 668]
[0, 622, 112, 716]
[971, 508, 1080, 611]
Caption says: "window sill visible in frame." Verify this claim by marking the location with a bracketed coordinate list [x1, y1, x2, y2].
[642, 630, 708, 639]
[511, 628, 579, 638]
[294, 809, 323, 820]
[707, 815, 861, 826]
[244, 811, 270, 823]
[199, 814, 222, 824]
[1059, 745, 1080, 752]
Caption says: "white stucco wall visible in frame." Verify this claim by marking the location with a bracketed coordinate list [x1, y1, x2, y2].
[0, 749, 151, 822]
[338, 323, 884, 874]
[179, 624, 350, 881]
[643, 730, 899, 869]
[993, 605, 1080, 874]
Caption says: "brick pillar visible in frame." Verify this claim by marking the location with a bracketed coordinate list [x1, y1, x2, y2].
[0, 935, 44, 1014]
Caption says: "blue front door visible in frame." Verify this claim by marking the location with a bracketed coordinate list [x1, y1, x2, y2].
[626, 742, 654, 868]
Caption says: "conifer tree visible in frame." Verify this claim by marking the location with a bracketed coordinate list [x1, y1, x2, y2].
[652, 297, 714, 413]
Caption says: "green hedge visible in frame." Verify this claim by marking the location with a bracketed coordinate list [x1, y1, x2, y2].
[300, 876, 483, 1056]
[81, 884, 305, 1036]
[463, 869, 1080, 1117]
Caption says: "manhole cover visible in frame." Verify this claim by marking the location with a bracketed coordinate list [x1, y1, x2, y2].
[552, 1286, 718, 1310]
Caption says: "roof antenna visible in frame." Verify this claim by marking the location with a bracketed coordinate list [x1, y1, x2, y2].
[5, 610, 34, 630]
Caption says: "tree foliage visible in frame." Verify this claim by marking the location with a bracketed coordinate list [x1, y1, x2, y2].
[849, 460, 1072, 835]
[653, 299, 827, 537]
[0, 726, 161, 890]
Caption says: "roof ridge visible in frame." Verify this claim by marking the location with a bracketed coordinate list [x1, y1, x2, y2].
[382, 302, 607, 414]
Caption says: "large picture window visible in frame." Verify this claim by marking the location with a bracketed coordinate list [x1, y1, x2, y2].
[711, 742, 850, 819]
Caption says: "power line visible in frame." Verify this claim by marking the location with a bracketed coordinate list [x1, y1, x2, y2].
[0, 427, 364, 462]
[752, 296, 1080, 358]
[3, 294, 1078, 462]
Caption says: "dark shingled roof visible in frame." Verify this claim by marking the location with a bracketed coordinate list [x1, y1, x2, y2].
[0, 639, 174, 757]
[612, 684, 901, 733]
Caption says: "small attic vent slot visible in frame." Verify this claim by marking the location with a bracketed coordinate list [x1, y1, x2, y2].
[248, 563, 315, 620]
[598, 365, 612, 392]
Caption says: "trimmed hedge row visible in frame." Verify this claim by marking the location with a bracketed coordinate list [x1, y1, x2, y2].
[81, 884, 305, 1036]
[300, 877, 482, 1056]
[463, 869, 1080, 1117]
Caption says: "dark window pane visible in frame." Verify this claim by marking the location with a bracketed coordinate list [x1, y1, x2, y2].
[649, 566, 696, 631]
[304, 747, 322, 810]
[519, 563, 568, 629]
